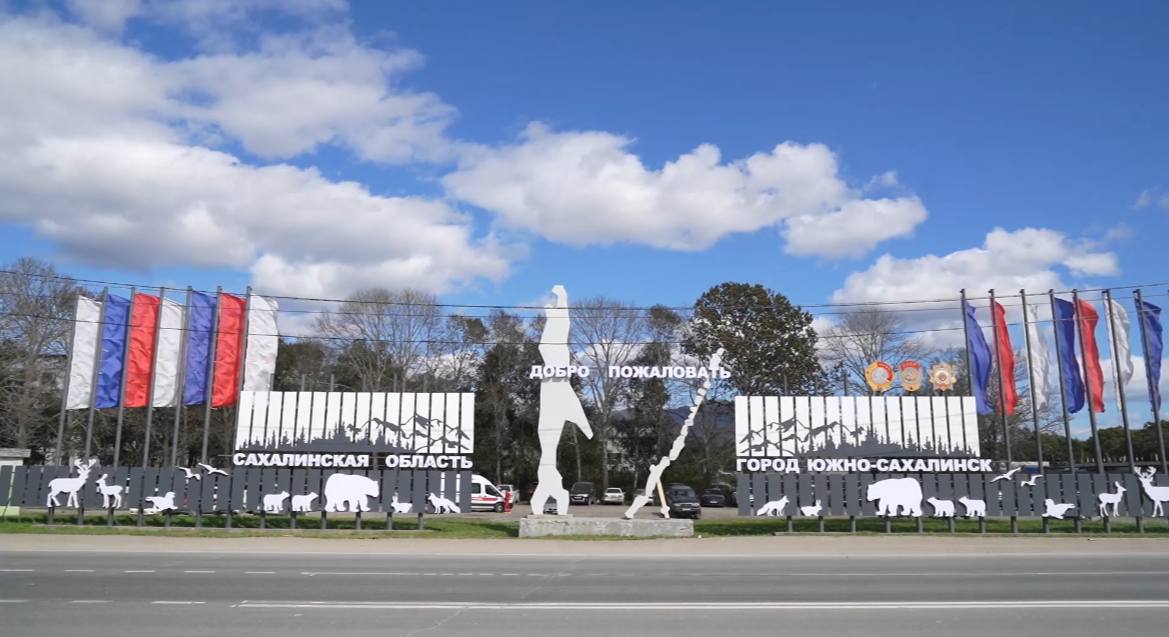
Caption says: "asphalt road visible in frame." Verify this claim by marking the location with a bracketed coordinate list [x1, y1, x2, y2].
[4, 545, 1169, 636]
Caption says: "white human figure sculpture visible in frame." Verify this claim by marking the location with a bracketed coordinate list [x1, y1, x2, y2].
[529, 285, 593, 516]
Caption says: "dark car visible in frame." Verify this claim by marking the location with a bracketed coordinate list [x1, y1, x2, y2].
[665, 484, 701, 519]
[700, 488, 727, 507]
[707, 482, 737, 507]
[569, 481, 594, 505]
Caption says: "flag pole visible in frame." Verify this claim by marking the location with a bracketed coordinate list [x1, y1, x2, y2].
[112, 287, 136, 467]
[84, 288, 108, 458]
[1020, 291, 1044, 473]
[1134, 289, 1167, 473]
[1103, 289, 1135, 470]
[989, 289, 1013, 465]
[231, 286, 253, 452]
[141, 287, 165, 467]
[171, 287, 192, 466]
[1048, 289, 1077, 471]
[200, 286, 222, 464]
[53, 293, 80, 464]
[1072, 290, 1105, 474]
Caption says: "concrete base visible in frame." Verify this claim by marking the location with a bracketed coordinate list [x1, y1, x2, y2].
[519, 515, 694, 538]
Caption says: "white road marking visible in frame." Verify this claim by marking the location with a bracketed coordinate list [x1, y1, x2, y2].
[124, 570, 155, 573]
[183, 570, 216, 574]
[246, 571, 276, 575]
[0, 600, 29, 604]
[152, 601, 206, 605]
[234, 600, 1169, 611]
[0, 569, 33, 572]
[69, 600, 109, 604]
[64, 569, 95, 573]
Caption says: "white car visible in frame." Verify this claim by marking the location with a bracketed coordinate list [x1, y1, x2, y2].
[602, 487, 625, 505]
[470, 474, 508, 512]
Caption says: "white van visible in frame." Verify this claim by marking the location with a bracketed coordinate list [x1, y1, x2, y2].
[470, 474, 507, 512]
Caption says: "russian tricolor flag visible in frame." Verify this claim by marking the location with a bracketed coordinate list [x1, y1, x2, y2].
[64, 291, 278, 410]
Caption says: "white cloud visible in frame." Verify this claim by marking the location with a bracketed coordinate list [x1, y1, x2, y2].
[171, 27, 455, 162]
[1134, 189, 1153, 209]
[444, 123, 927, 257]
[832, 227, 1120, 307]
[1134, 188, 1169, 211]
[0, 15, 506, 296]
[65, 0, 143, 32]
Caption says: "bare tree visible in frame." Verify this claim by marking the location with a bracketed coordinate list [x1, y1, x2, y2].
[820, 307, 926, 394]
[314, 289, 443, 391]
[0, 258, 77, 449]
[571, 297, 645, 490]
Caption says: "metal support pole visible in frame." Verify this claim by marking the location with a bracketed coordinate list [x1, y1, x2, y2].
[1072, 290, 1105, 474]
[84, 289, 108, 458]
[1103, 290, 1135, 469]
[113, 287, 136, 466]
[989, 290, 1013, 465]
[53, 295, 79, 463]
[171, 287, 192, 466]
[142, 287, 165, 467]
[1134, 289, 1167, 473]
[1049, 290, 1077, 472]
[1020, 292, 1045, 472]
[201, 287, 222, 463]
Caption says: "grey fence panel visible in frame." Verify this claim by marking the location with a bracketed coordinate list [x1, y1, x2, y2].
[1020, 479, 1040, 517]
[9, 466, 26, 507]
[1087, 474, 1107, 518]
[443, 470, 458, 510]
[458, 470, 472, 513]
[797, 474, 813, 510]
[751, 473, 766, 513]
[736, 473, 750, 516]
[0, 465, 12, 507]
[126, 468, 146, 509]
[245, 468, 263, 513]
[1121, 473, 1144, 517]
[378, 468, 397, 513]
[411, 468, 427, 512]
[289, 469, 309, 509]
[398, 470, 413, 512]
[228, 468, 247, 513]
[18, 466, 40, 506]
[1058, 473, 1077, 517]
[998, 478, 1016, 517]
[965, 475, 985, 517]
[277, 468, 292, 508]
[766, 473, 781, 507]
[858, 474, 875, 516]
[844, 474, 860, 517]
[827, 474, 844, 516]
[306, 469, 323, 511]
[921, 473, 939, 515]
[108, 467, 129, 510]
[197, 470, 215, 512]
[141, 468, 162, 508]
[935, 473, 953, 516]
[813, 474, 828, 513]
[781, 473, 797, 510]
[80, 465, 102, 509]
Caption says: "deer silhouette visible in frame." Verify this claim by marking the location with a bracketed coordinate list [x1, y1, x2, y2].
[1135, 467, 1169, 517]
[1097, 482, 1126, 518]
[46, 459, 97, 508]
[95, 473, 124, 509]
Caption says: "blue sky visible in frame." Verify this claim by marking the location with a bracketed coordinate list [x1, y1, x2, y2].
[0, 1, 1167, 431]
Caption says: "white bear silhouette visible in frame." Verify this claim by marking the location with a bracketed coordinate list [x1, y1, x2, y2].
[958, 496, 986, 518]
[927, 497, 955, 518]
[291, 492, 317, 512]
[324, 474, 379, 512]
[867, 478, 922, 517]
[262, 491, 289, 513]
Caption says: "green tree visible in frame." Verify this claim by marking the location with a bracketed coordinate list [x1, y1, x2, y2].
[683, 282, 828, 396]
